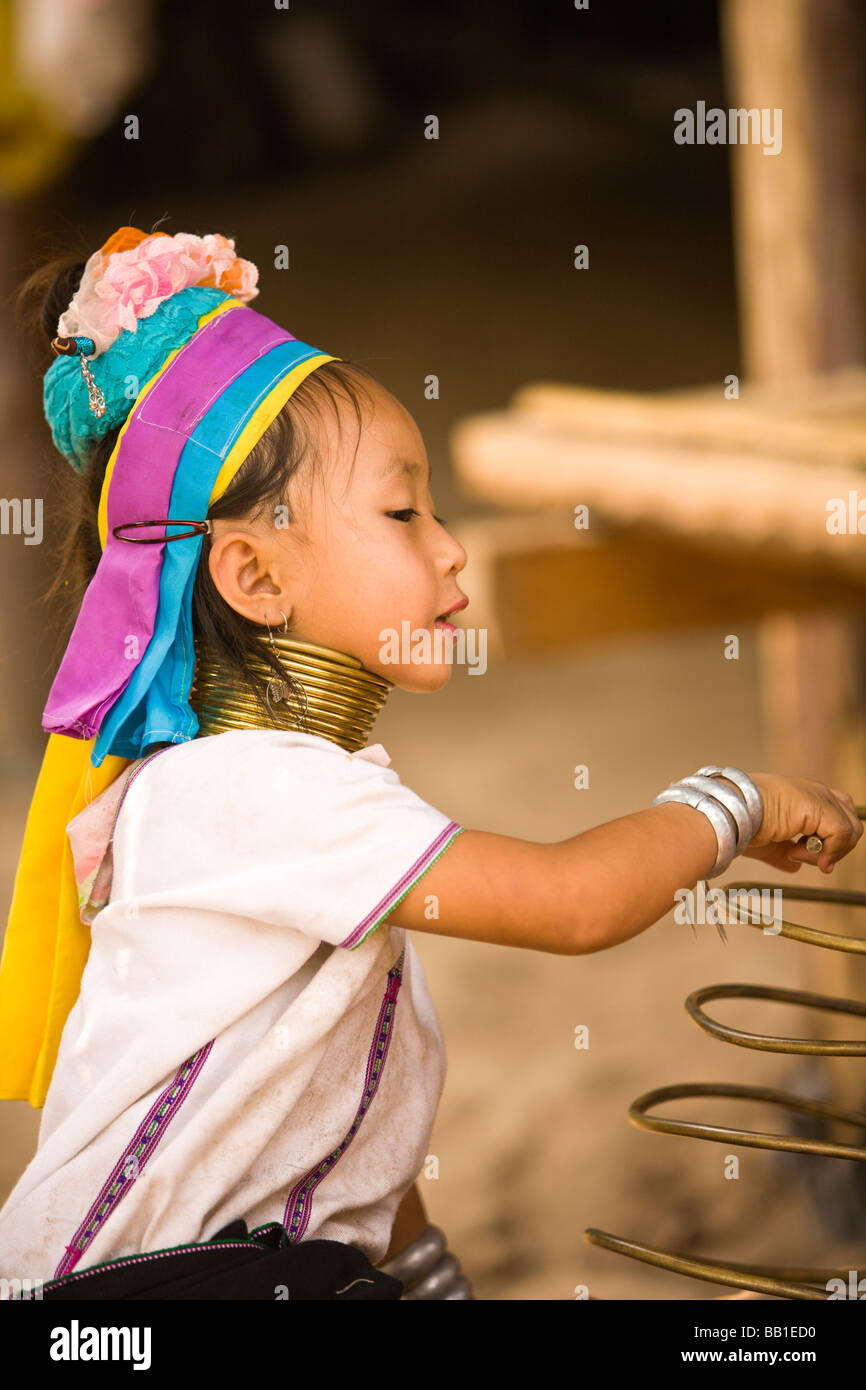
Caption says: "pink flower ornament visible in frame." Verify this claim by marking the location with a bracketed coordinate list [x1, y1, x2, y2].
[57, 231, 260, 356]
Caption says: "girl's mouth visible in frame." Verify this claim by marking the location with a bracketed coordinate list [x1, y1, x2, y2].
[434, 598, 467, 634]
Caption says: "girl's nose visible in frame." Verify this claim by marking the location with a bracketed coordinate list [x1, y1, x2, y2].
[442, 528, 467, 576]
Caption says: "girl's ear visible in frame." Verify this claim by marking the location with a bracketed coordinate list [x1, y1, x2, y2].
[207, 527, 282, 621]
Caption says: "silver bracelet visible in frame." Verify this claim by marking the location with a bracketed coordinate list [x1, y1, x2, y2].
[677, 775, 753, 851]
[651, 766, 762, 878]
[378, 1224, 474, 1299]
[652, 784, 738, 876]
[695, 766, 763, 838]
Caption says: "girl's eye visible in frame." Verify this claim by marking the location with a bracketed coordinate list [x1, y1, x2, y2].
[386, 509, 449, 525]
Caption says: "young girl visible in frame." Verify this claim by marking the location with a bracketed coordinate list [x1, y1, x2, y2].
[0, 225, 861, 1301]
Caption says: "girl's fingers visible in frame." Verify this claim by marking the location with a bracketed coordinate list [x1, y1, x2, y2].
[828, 788, 865, 841]
[806, 794, 861, 870]
[738, 779, 863, 877]
[829, 786, 858, 810]
[741, 843, 802, 872]
[766, 845, 805, 873]
[827, 790, 864, 847]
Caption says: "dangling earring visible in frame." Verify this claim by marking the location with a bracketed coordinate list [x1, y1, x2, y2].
[265, 611, 289, 648]
[264, 612, 288, 708]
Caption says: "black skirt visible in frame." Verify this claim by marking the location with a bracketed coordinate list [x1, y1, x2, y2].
[33, 1219, 403, 1301]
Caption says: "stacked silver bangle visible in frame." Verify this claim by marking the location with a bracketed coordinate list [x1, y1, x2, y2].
[651, 765, 763, 878]
[378, 1224, 474, 1299]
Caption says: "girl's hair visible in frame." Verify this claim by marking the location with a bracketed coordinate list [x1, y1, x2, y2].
[17, 252, 380, 720]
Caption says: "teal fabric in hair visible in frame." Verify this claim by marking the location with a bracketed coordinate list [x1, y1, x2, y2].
[42, 286, 232, 473]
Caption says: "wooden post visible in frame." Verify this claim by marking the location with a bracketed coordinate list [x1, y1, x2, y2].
[721, 0, 866, 1131]
[721, 0, 865, 378]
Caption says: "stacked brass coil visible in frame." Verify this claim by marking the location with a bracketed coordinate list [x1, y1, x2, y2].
[189, 632, 392, 753]
[586, 814, 866, 1300]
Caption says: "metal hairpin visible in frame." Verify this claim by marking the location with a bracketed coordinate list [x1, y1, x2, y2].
[51, 334, 106, 418]
[112, 519, 214, 544]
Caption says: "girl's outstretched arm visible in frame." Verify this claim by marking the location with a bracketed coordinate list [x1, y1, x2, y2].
[388, 773, 863, 955]
[388, 801, 718, 954]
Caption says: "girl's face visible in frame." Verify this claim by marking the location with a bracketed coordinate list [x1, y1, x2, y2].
[208, 380, 469, 692]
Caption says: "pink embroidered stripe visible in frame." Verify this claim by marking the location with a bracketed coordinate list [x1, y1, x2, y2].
[281, 949, 405, 1241]
[340, 821, 462, 950]
[54, 1040, 214, 1279]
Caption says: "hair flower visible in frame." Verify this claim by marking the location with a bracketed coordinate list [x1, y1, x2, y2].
[57, 228, 259, 356]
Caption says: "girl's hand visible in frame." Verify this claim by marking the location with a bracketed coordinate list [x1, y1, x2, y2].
[737, 772, 863, 875]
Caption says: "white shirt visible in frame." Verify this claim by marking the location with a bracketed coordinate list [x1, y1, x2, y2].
[0, 729, 462, 1288]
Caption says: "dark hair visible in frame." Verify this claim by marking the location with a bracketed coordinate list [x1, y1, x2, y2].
[17, 251, 381, 721]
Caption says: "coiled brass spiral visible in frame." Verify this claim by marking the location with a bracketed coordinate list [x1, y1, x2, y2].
[585, 811, 866, 1300]
[189, 631, 392, 753]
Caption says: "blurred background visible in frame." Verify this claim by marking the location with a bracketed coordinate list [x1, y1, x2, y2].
[1, 0, 866, 1300]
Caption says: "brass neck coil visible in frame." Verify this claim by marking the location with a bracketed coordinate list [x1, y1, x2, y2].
[189, 631, 393, 753]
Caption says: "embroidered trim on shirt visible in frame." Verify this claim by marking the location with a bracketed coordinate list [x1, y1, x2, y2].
[281, 948, 405, 1241]
[53, 1040, 214, 1279]
[340, 821, 463, 950]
